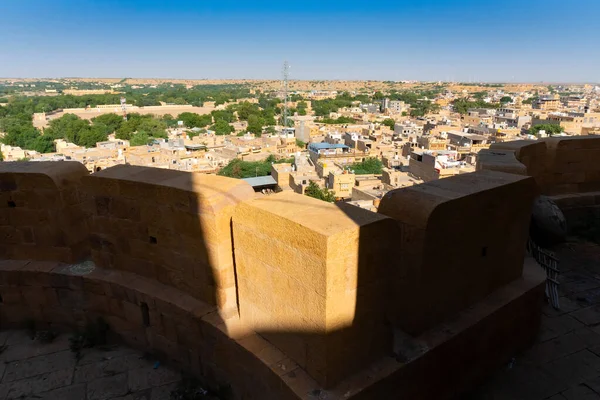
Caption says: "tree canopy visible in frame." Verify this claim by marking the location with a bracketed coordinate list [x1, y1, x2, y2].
[217, 154, 292, 178]
[410, 101, 440, 117]
[305, 181, 336, 203]
[382, 118, 395, 130]
[530, 124, 563, 136]
[115, 113, 167, 141]
[210, 120, 234, 135]
[348, 157, 383, 175]
[452, 99, 500, 114]
[91, 113, 124, 134]
[319, 116, 355, 124]
[176, 112, 212, 128]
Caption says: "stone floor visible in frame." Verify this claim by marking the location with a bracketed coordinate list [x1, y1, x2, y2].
[0, 330, 183, 400]
[467, 240, 600, 400]
[3, 240, 600, 400]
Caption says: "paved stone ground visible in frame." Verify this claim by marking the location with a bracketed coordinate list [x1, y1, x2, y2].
[0, 330, 183, 400]
[3, 240, 600, 400]
[467, 240, 600, 400]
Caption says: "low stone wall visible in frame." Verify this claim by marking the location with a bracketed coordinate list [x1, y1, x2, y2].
[83, 165, 254, 312]
[479, 135, 600, 196]
[0, 161, 545, 399]
[0, 257, 545, 400]
[233, 191, 401, 388]
[479, 135, 600, 238]
[378, 170, 536, 335]
[0, 162, 90, 263]
[0, 259, 315, 400]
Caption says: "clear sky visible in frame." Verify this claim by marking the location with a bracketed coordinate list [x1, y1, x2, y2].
[1, 0, 599, 82]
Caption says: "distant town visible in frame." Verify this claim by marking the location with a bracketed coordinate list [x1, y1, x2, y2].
[1, 76, 599, 210]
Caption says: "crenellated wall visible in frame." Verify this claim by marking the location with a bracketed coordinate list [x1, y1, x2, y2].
[0, 161, 546, 399]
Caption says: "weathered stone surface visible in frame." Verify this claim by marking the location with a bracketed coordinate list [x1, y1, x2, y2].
[3, 350, 75, 382]
[233, 191, 401, 388]
[378, 170, 537, 335]
[83, 165, 254, 310]
[0, 161, 90, 263]
[87, 372, 130, 400]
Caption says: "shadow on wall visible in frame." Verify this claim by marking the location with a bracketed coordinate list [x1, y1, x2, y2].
[230, 192, 402, 388]
[235, 169, 538, 389]
[0, 161, 541, 398]
[85, 165, 398, 390]
[84, 165, 254, 315]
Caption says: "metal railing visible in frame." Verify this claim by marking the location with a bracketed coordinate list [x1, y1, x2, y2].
[527, 238, 560, 309]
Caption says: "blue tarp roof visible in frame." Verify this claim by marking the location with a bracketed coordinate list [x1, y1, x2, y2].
[308, 143, 350, 151]
[242, 176, 277, 187]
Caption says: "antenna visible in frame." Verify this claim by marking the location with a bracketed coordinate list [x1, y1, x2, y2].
[282, 61, 290, 128]
[120, 97, 127, 121]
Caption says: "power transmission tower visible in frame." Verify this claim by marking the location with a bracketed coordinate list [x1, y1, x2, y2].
[282, 61, 290, 128]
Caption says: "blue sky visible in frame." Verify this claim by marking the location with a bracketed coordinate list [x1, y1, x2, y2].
[1, 0, 599, 82]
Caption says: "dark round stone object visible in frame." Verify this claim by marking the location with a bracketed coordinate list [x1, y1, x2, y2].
[530, 195, 567, 246]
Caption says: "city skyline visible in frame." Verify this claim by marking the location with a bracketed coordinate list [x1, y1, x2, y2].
[1, 0, 599, 82]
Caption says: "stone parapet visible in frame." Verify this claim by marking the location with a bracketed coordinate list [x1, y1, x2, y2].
[479, 135, 600, 196]
[82, 165, 255, 312]
[0, 161, 90, 263]
[378, 170, 537, 335]
[233, 191, 401, 387]
[0, 160, 546, 398]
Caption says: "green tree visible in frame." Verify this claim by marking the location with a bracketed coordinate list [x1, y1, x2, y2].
[162, 114, 178, 128]
[211, 120, 234, 135]
[218, 158, 272, 178]
[136, 118, 167, 138]
[91, 113, 124, 134]
[247, 114, 265, 135]
[500, 96, 513, 104]
[177, 112, 212, 128]
[44, 114, 91, 144]
[452, 99, 499, 114]
[305, 181, 336, 203]
[78, 125, 109, 148]
[382, 118, 395, 130]
[130, 131, 151, 146]
[297, 101, 308, 116]
[349, 157, 383, 175]
[296, 139, 306, 148]
[530, 124, 563, 136]
[410, 101, 440, 117]
[319, 116, 355, 124]
[28, 134, 55, 153]
[211, 110, 235, 123]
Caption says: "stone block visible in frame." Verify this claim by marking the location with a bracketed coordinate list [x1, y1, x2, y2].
[233, 191, 400, 388]
[84, 165, 254, 309]
[378, 170, 536, 336]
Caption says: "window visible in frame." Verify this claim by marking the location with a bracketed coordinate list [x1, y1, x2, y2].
[340, 183, 349, 189]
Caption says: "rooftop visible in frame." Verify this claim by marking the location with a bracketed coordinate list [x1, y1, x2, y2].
[241, 175, 277, 187]
[308, 143, 350, 151]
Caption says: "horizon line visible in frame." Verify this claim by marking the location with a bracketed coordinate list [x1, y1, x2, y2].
[0, 77, 598, 85]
